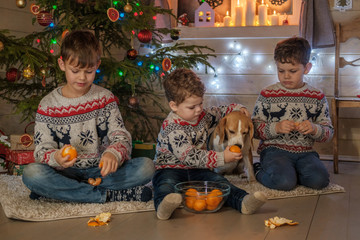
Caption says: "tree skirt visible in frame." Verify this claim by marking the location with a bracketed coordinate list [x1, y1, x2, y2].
[0, 175, 345, 222]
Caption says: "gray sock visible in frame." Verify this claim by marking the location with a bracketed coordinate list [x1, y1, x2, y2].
[156, 193, 182, 220]
[241, 191, 267, 215]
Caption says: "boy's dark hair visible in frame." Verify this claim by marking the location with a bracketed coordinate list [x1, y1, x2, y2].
[60, 30, 101, 68]
[163, 68, 205, 104]
[274, 37, 311, 66]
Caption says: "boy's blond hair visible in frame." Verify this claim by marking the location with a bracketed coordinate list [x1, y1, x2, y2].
[163, 68, 205, 104]
[61, 30, 101, 68]
[274, 37, 311, 66]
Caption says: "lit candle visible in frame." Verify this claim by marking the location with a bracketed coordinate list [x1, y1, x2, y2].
[223, 11, 231, 27]
[270, 10, 279, 26]
[234, 0, 244, 26]
[245, 0, 255, 26]
[258, 0, 267, 26]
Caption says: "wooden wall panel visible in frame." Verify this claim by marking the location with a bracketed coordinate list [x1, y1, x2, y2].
[1, 1, 360, 159]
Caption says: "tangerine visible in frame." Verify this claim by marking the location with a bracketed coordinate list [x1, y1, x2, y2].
[229, 145, 241, 153]
[185, 197, 196, 209]
[185, 188, 198, 197]
[193, 199, 207, 212]
[206, 192, 221, 207]
[206, 203, 218, 211]
[61, 145, 77, 161]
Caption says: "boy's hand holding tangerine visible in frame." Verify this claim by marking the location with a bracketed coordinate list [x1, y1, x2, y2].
[223, 145, 242, 163]
[54, 145, 77, 168]
[99, 152, 118, 177]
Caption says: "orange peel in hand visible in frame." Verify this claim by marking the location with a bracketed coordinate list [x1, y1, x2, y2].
[87, 212, 111, 227]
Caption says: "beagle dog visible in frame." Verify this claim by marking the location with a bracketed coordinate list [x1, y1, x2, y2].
[209, 111, 256, 182]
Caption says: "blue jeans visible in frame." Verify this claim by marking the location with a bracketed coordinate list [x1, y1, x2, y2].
[22, 157, 155, 203]
[256, 147, 329, 191]
[152, 168, 248, 213]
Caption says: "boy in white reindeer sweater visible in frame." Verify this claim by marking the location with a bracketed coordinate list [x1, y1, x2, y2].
[252, 37, 333, 191]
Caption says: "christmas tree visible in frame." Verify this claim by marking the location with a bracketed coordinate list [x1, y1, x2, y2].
[0, 0, 214, 141]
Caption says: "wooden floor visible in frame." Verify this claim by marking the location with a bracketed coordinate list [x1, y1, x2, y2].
[0, 160, 359, 240]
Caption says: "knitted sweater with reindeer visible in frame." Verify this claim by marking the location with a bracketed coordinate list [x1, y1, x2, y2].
[252, 82, 333, 154]
[34, 84, 132, 169]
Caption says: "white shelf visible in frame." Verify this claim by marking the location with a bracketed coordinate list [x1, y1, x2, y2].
[177, 25, 299, 39]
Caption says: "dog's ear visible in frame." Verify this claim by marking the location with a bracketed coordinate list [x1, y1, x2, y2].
[218, 117, 227, 145]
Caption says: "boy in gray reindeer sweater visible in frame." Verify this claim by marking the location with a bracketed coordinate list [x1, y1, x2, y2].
[252, 37, 333, 191]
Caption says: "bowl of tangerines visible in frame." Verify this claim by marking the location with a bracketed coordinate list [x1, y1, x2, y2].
[175, 181, 230, 213]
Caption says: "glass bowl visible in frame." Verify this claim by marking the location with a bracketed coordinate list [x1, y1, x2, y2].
[174, 181, 230, 213]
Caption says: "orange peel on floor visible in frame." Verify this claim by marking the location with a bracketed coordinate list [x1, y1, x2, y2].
[87, 212, 112, 227]
[264, 216, 299, 229]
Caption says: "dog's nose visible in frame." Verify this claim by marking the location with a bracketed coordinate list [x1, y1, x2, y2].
[235, 144, 242, 149]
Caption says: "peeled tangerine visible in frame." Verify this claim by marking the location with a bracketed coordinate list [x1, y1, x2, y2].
[61, 145, 77, 161]
[87, 212, 111, 227]
[264, 216, 299, 229]
[229, 145, 241, 153]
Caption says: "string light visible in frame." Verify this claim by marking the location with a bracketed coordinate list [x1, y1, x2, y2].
[118, 71, 124, 76]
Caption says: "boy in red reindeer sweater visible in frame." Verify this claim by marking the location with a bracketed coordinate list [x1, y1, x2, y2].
[252, 37, 333, 191]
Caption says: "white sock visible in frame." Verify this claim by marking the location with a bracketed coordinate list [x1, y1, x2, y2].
[156, 193, 182, 220]
[241, 191, 267, 215]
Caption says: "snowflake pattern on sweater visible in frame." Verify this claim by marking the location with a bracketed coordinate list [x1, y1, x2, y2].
[154, 103, 244, 170]
[34, 84, 132, 169]
[252, 82, 333, 154]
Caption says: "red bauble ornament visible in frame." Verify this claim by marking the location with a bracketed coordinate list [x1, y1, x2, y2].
[137, 30, 152, 43]
[128, 96, 139, 108]
[36, 11, 52, 26]
[6, 68, 21, 82]
[127, 49, 138, 60]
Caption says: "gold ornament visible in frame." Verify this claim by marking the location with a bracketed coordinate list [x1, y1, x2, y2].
[16, 0, 27, 8]
[23, 66, 35, 80]
[124, 3, 132, 13]
[0, 41, 4, 51]
[39, 67, 49, 77]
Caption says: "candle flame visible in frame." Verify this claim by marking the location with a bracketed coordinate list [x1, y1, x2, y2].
[273, 10, 276, 15]
[237, 0, 240, 6]
[261, 0, 264, 4]
[226, 11, 229, 16]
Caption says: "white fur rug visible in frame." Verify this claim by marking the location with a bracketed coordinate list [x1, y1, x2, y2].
[0, 175, 345, 221]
